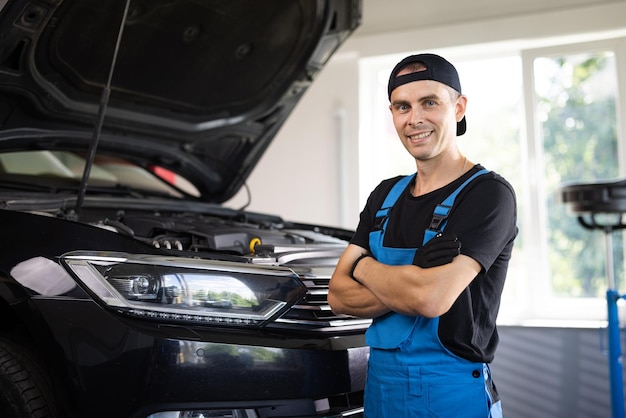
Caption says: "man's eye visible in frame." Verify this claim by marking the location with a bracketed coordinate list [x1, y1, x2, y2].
[424, 100, 436, 107]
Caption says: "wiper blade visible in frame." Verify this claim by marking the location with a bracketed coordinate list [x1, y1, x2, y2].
[0, 175, 80, 193]
[86, 184, 180, 199]
[0, 174, 178, 200]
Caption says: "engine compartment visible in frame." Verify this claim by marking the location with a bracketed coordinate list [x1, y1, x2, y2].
[68, 202, 352, 266]
[116, 212, 348, 256]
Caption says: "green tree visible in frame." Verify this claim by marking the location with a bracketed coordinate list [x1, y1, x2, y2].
[539, 52, 623, 296]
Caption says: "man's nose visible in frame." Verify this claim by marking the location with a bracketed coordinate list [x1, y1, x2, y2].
[408, 108, 423, 126]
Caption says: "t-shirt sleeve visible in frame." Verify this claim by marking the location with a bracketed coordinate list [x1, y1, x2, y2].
[447, 176, 517, 272]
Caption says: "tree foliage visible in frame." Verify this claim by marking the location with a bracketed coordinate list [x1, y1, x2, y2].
[539, 53, 623, 296]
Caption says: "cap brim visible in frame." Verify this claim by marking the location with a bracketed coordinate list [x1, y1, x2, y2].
[457, 117, 467, 136]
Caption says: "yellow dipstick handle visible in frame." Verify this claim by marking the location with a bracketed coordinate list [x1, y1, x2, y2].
[249, 237, 262, 253]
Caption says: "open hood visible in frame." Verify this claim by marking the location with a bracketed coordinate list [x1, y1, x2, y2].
[0, 0, 361, 202]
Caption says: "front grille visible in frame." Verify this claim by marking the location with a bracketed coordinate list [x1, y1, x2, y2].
[272, 270, 371, 332]
[250, 247, 371, 332]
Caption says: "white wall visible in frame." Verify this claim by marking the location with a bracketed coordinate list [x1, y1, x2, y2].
[225, 51, 361, 229]
[225, 1, 626, 230]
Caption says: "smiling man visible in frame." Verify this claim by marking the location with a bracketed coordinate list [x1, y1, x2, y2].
[328, 53, 518, 418]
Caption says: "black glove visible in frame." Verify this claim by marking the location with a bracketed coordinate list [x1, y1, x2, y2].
[412, 232, 461, 268]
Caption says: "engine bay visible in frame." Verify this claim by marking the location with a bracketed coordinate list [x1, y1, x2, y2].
[82, 205, 351, 263]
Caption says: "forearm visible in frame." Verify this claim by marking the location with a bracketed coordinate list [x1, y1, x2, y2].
[328, 244, 391, 318]
[351, 256, 432, 316]
[353, 255, 480, 318]
[328, 271, 390, 318]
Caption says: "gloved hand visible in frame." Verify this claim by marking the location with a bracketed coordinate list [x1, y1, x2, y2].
[412, 232, 461, 268]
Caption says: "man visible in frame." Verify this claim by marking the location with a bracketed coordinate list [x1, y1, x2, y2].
[328, 53, 517, 417]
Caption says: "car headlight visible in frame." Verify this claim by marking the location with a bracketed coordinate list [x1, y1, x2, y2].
[62, 251, 306, 327]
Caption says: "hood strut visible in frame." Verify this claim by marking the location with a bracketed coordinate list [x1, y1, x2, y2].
[74, 0, 132, 218]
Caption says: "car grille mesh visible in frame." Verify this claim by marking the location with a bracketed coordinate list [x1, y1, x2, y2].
[272, 275, 371, 332]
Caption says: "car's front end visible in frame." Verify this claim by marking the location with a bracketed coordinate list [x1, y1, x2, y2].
[1, 204, 368, 417]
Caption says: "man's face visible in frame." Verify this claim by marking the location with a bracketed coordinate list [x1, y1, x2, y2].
[388, 76, 466, 162]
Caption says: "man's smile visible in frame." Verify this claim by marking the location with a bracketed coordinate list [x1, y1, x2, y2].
[408, 131, 433, 141]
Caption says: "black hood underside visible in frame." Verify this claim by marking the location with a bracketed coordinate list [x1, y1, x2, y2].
[0, 0, 361, 201]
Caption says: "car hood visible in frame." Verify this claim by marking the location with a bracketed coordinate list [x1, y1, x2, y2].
[0, 0, 361, 202]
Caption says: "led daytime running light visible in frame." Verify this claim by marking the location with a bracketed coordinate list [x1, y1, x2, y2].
[62, 252, 306, 327]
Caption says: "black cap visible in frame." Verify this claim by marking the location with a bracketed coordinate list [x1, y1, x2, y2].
[387, 53, 466, 136]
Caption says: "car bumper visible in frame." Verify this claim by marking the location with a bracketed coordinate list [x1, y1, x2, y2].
[33, 297, 368, 417]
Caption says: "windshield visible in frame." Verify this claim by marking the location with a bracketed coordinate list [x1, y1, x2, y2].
[0, 151, 200, 197]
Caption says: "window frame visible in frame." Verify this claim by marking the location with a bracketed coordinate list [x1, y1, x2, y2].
[520, 37, 626, 323]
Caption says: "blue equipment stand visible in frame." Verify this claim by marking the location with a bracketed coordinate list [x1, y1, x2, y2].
[560, 179, 626, 417]
[560, 179, 626, 418]
[578, 217, 625, 418]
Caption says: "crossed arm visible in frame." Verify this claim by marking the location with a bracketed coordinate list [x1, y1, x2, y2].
[327, 243, 482, 319]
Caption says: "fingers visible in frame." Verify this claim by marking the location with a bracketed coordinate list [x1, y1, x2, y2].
[413, 231, 462, 268]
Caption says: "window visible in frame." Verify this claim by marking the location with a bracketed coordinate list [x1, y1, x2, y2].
[359, 36, 626, 324]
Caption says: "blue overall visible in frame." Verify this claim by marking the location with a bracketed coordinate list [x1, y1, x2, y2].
[364, 169, 503, 418]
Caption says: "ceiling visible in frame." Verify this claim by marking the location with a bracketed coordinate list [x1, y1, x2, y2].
[355, 0, 619, 37]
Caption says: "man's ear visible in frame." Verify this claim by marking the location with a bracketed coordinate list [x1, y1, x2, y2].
[456, 95, 467, 122]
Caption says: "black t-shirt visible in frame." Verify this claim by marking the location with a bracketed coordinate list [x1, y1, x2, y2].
[351, 164, 518, 362]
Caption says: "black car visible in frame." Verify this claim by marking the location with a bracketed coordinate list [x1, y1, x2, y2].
[0, 1, 368, 417]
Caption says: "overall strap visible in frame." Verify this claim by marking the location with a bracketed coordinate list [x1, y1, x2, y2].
[422, 168, 490, 245]
[373, 174, 415, 231]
